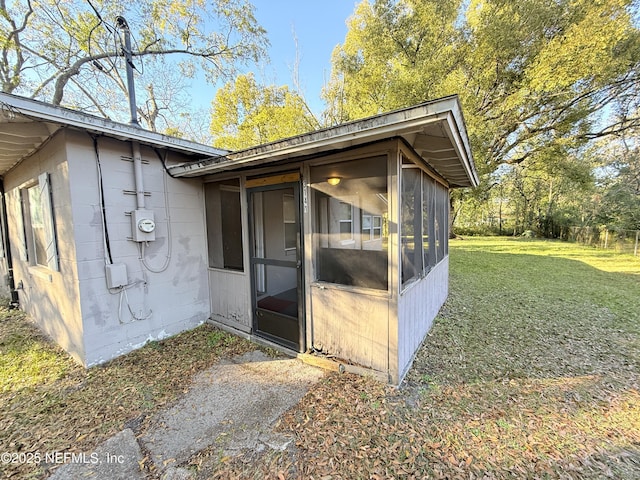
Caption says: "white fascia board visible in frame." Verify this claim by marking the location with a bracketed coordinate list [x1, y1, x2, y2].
[170, 97, 463, 177]
[442, 111, 480, 188]
[0, 92, 226, 157]
[177, 116, 446, 176]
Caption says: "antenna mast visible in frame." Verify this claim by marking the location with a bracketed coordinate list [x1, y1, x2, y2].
[116, 16, 138, 125]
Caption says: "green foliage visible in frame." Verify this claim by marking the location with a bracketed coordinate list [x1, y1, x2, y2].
[327, 0, 640, 171]
[210, 73, 319, 149]
[591, 135, 640, 230]
[324, 0, 640, 182]
[454, 148, 597, 237]
[323, 0, 460, 124]
[326, 0, 640, 236]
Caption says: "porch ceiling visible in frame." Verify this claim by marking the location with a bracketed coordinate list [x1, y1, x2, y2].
[0, 115, 56, 175]
[170, 95, 479, 188]
[0, 92, 225, 176]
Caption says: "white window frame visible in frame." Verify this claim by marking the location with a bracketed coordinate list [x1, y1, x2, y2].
[338, 201, 354, 244]
[362, 214, 382, 242]
[16, 173, 58, 272]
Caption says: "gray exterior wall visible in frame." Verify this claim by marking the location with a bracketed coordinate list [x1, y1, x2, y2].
[309, 284, 391, 374]
[396, 256, 449, 380]
[5, 129, 210, 366]
[5, 131, 85, 363]
[68, 132, 210, 366]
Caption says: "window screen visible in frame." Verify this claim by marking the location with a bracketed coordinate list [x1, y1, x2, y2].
[400, 159, 450, 287]
[205, 179, 244, 271]
[401, 167, 423, 286]
[311, 157, 388, 290]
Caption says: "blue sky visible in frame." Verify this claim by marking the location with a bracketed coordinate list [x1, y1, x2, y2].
[197, 0, 359, 117]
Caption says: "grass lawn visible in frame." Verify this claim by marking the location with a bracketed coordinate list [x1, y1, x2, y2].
[1, 237, 639, 479]
[215, 237, 640, 479]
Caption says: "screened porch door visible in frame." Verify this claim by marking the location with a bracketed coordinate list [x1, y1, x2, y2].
[248, 181, 303, 351]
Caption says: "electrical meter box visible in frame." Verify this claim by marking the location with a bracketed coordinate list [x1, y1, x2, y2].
[131, 209, 156, 242]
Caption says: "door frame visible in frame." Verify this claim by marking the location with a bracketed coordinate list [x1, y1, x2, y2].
[247, 177, 305, 352]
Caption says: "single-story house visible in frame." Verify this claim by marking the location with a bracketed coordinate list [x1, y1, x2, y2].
[0, 91, 477, 384]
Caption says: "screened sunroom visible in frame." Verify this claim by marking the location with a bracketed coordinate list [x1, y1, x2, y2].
[170, 95, 478, 384]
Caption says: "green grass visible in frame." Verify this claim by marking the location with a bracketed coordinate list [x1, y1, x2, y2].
[420, 237, 639, 384]
[400, 237, 640, 477]
[2, 237, 639, 479]
[0, 311, 72, 393]
[263, 237, 640, 479]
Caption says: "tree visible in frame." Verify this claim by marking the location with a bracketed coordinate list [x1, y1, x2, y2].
[592, 133, 640, 230]
[454, 151, 595, 236]
[0, 0, 268, 132]
[323, 0, 640, 174]
[322, 0, 461, 125]
[210, 73, 320, 150]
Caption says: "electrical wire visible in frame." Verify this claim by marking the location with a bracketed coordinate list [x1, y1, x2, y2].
[85, 0, 146, 77]
[153, 148, 178, 178]
[118, 285, 152, 323]
[108, 279, 152, 323]
[91, 134, 114, 265]
[139, 162, 172, 273]
[85, 0, 119, 75]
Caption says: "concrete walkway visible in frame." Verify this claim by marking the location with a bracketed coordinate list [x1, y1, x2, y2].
[49, 351, 324, 479]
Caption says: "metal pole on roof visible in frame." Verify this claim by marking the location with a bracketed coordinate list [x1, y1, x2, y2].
[115, 16, 145, 209]
[116, 16, 138, 126]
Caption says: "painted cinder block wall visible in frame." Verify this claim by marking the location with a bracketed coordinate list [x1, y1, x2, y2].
[5, 129, 210, 366]
[5, 131, 86, 363]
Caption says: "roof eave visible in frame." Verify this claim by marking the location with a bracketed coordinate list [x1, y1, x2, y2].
[0, 92, 226, 158]
[169, 95, 479, 188]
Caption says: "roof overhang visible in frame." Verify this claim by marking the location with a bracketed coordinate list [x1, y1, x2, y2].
[0, 92, 226, 175]
[170, 95, 479, 188]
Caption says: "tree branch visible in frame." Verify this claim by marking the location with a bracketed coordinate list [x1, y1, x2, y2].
[0, 0, 34, 92]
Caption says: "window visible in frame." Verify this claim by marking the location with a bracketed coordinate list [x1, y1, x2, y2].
[0, 196, 6, 259]
[362, 214, 382, 241]
[401, 166, 423, 286]
[27, 185, 47, 266]
[338, 201, 353, 243]
[400, 157, 450, 288]
[422, 175, 435, 272]
[205, 179, 244, 271]
[17, 173, 58, 271]
[436, 182, 448, 260]
[311, 157, 388, 290]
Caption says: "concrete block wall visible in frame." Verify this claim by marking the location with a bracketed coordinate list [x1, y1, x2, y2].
[65, 131, 209, 366]
[4, 131, 86, 364]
